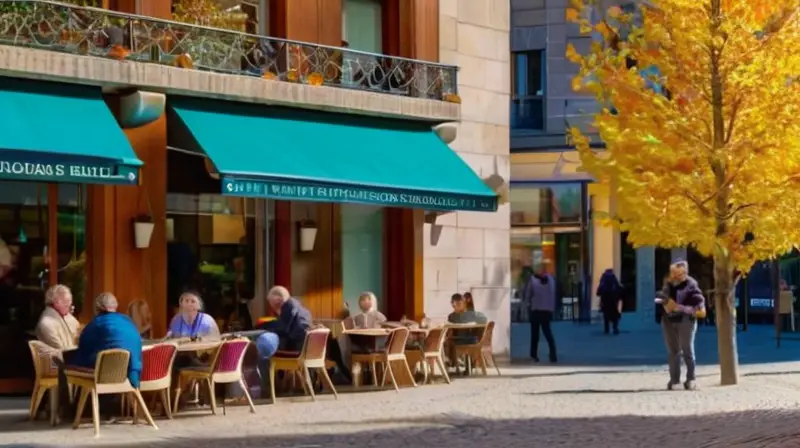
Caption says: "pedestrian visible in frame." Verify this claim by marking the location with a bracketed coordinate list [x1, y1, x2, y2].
[655, 260, 706, 390]
[523, 265, 558, 363]
[596, 269, 623, 335]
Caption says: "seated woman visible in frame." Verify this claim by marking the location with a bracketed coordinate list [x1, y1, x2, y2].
[167, 292, 220, 340]
[350, 292, 387, 329]
[127, 299, 152, 339]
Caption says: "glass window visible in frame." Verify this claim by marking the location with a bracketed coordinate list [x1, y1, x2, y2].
[341, 204, 383, 313]
[510, 184, 582, 225]
[166, 149, 267, 332]
[511, 50, 545, 131]
[342, 0, 383, 88]
[172, 0, 268, 34]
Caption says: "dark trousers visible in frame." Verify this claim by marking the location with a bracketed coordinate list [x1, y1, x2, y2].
[603, 310, 620, 334]
[529, 310, 557, 361]
[661, 317, 697, 383]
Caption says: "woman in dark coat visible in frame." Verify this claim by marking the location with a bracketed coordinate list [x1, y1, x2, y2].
[596, 269, 623, 335]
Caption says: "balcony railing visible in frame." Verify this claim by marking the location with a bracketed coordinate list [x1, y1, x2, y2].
[0, 0, 459, 101]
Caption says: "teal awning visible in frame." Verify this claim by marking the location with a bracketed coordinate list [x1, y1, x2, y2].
[168, 97, 498, 212]
[0, 77, 142, 185]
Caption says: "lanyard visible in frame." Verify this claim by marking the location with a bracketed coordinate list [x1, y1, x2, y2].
[181, 314, 202, 338]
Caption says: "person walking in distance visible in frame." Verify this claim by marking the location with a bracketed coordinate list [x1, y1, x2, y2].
[523, 265, 558, 363]
[597, 269, 624, 335]
[655, 260, 706, 390]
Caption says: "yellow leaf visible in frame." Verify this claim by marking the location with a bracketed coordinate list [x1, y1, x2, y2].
[607, 5, 623, 18]
[571, 76, 583, 92]
[566, 8, 580, 22]
[565, 43, 581, 63]
[579, 22, 593, 34]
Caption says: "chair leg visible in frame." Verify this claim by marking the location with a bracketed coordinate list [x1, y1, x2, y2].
[72, 387, 89, 430]
[269, 364, 277, 405]
[387, 360, 400, 393]
[222, 383, 227, 416]
[303, 367, 316, 401]
[29, 385, 44, 420]
[132, 390, 158, 430]
[370, 361, 378, 386]
[160, 389, 173, 419]
[489, 354, 502, 376]
[239, 379, 256, 413]
[90, 389, 100, 438]
[120, 394, 127, 418]
[380, 362, 389, 388]
[49, 387, 59, 426]
[318, 368, 338, 400]
[402, 360, 417, 387]
[132, 392, 140, 425]
[206, 379, 217, 415]
[436, 357, 451, 384]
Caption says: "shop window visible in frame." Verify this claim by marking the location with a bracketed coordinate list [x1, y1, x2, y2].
[341, 204, 383, 313]
[0, 182, 86, 387]
[166, 149, 271, 331]
[510, 184, 582, 225]
[511, 50, 545, 131]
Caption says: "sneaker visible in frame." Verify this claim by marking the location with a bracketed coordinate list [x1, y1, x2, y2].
[684, 380, 696, 390]
[667, 382, 679, 390]
[549, 355, 558, 363]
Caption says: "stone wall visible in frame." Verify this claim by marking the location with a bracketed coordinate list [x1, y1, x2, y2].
[427, 0, 511, 353]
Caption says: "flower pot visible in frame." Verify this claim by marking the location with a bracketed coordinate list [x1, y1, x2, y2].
[299, 227, 317, 252]
[133, 222, 155, 249]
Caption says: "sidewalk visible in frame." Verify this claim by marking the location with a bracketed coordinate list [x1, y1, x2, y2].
[510, 320, 800, 366]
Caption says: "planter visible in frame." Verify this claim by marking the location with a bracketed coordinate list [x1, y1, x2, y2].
[133, 221, 155, 249]
[299, 227, 317, 252]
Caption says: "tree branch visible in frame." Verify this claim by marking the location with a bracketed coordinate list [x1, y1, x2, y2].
[720, 203, 756, 221]
[725, 96, 743, 144]
[684, 191, 712, 216]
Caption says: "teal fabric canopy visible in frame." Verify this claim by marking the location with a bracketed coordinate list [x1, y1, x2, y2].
[0, 77, 142, 185]
[168, 97, 497, 212]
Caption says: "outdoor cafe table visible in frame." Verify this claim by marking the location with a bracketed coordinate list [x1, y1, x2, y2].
[342, 328, 426, 388]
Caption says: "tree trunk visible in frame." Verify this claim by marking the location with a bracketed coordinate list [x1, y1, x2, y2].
[713, 252, 739, 385]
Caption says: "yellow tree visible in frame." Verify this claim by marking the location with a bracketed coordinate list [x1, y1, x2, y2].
[567, 0, 800, 385]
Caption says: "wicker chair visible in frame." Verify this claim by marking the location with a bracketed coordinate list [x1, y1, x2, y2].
[453, 321, 501, 376]
[269, 328, 337, 403]
[352, 327, 416, 392]
[123, 343, 177, 419]
[66, 349, 157, 437]
[406, 326, 451, 384]
[27, 340, 61, 425]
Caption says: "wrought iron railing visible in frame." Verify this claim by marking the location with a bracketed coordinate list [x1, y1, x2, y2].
[0, 0, 459, 101]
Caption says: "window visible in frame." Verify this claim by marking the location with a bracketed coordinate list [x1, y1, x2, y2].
[172, 0, 269, 34]
[510, 184, 581, 225]
[511, 50, 545, 131]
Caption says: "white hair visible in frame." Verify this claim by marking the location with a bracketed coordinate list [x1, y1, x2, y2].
[94, 292, 118, 314]
[267, 286, 291, 302]
[45, 284, 71, 305]
[358, 291, 377, 312]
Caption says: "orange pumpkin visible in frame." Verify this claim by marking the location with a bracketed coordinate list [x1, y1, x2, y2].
[286, 69, 299, 82]
[263, 71, 277, 80]
[443, 93, 462, 104]
[108, 44, 130, 60]
[174, 53, 193, 69]
[307, 72, 324, 86]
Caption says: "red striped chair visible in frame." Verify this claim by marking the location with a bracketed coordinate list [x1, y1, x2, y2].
[131, 343, 178, 419]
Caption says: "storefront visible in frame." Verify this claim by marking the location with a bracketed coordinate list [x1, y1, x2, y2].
[0, 77, 142, 393]
[509, 181, 589, 322]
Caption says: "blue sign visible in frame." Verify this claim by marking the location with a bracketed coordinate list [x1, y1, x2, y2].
[221, 178, 498, 212]
[0, 160, 138, 185]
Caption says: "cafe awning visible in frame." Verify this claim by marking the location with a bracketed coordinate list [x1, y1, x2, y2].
[0, 77, 142, 185]
[167, 97, 497, 212]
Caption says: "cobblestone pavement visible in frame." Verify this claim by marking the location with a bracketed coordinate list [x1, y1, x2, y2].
[2, 360, 800, 448]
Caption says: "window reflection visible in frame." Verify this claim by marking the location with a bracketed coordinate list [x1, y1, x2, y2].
[510, 184, 582, 225]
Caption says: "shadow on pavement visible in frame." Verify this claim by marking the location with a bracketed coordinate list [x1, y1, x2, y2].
[40, 409, 799, 448]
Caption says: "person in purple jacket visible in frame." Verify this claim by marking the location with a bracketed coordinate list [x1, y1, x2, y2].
[655, 259, 706, 391]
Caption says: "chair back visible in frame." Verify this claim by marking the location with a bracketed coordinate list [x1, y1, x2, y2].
[215, 338, 250, 373]
[195, 342, 224, 374]
[28, 340, 58, 380]
[422, 326, 448, 354]
[141, 343, 178, 382]
[479, 321, 495, 349]
[300, 328, 330, 362]
[386, 327, 410, 355]
[93, 349, 131, 385]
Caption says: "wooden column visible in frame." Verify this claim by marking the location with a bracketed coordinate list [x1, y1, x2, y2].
[270, 0, 342, 44]
[86, 101, 168, 336]
[47, 185, 58, 289]
[382, 0, 438, 321]
[274, 201, 292, 288]
[113, 0, 172, 18]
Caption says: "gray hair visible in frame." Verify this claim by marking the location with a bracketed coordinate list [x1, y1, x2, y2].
[670, 260, 689, 271]
[179, 291, 204, 311]
[94, 292, 118, 314]
[44, 284, 71, 305]
[267, 286, 291, 302]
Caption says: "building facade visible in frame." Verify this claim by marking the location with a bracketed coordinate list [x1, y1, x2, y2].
[0, 0, 511, 393]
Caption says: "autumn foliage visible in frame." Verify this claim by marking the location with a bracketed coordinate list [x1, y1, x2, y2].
[567, 0, 800, 385]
